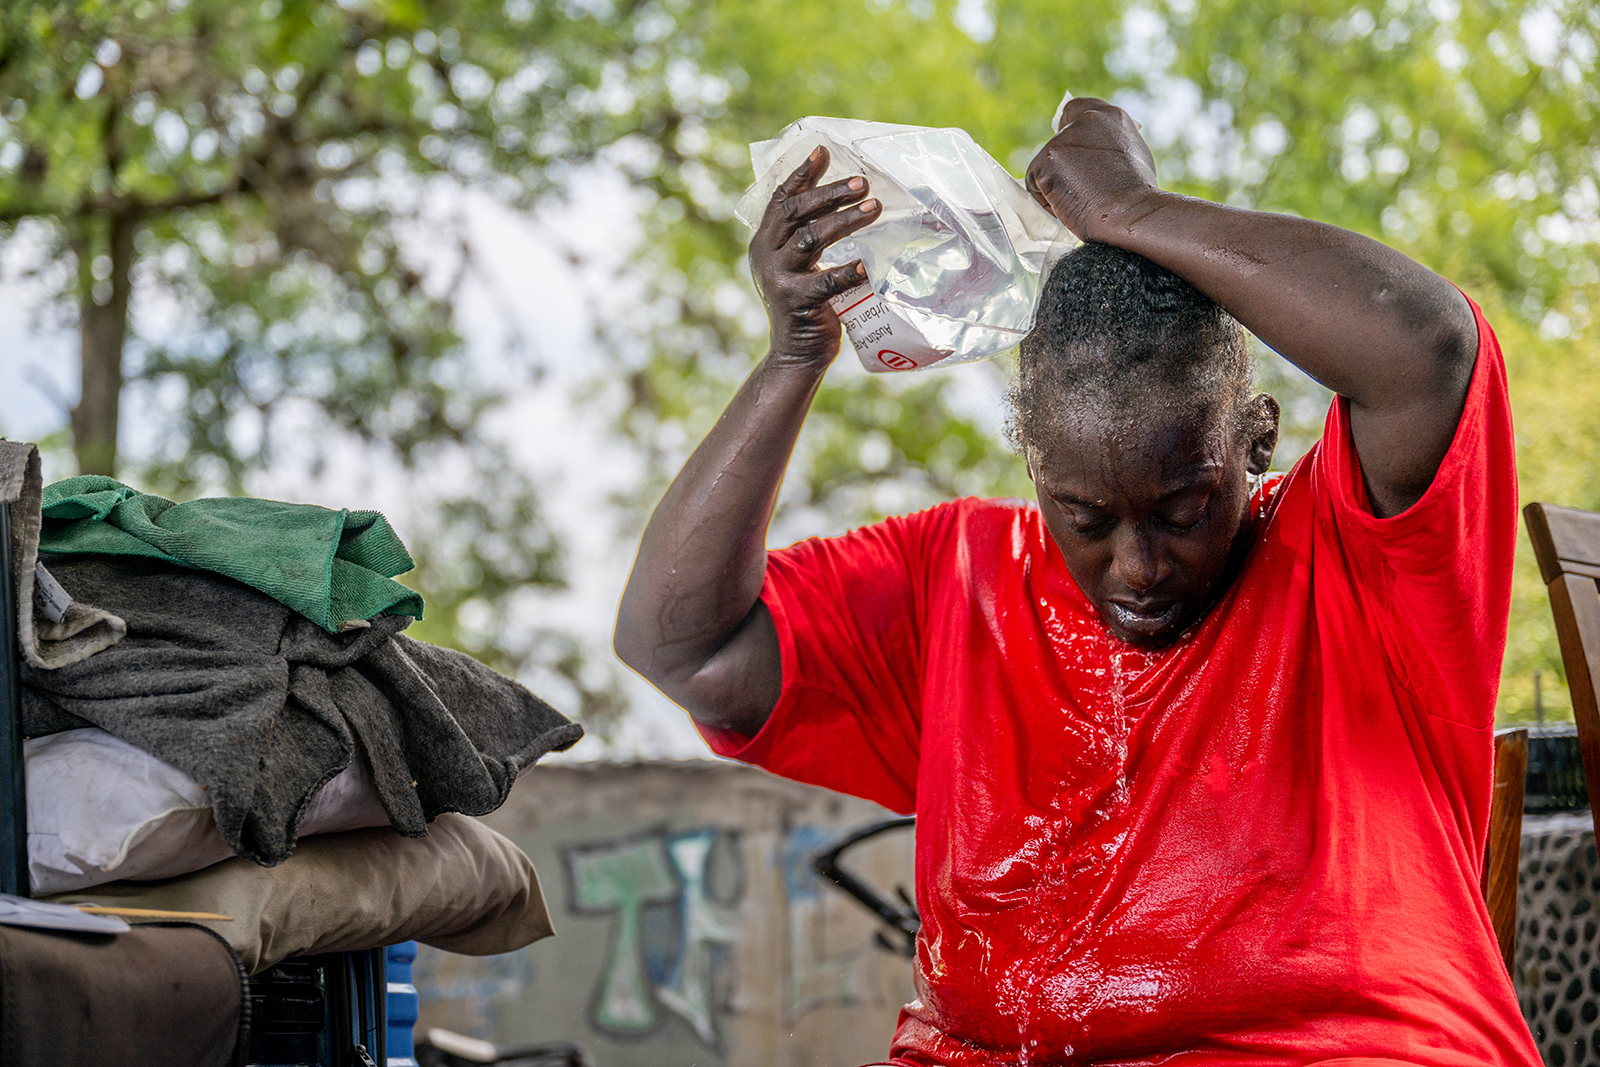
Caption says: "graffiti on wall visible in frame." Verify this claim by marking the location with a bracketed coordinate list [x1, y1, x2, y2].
[414, 766, 920, 1067]
[562, 826, 741, 1045]
[655, 829, 742, 1043]
[561, 822, 883, 1048]
[561, 822, 891, 1044]
[412, 949, 534, 1039]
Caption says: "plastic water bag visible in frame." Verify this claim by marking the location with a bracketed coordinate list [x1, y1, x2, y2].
[736, 117, 1072, 373]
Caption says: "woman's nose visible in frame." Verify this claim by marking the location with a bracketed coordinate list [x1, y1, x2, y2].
[1109, 526, 1167, 593]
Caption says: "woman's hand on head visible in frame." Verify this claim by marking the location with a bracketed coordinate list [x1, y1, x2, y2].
[1026, 97, 1161, 244]
[750, 146, 881, 369]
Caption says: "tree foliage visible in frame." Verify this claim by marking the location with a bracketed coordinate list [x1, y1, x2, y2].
[0, 0, 671, 738]
[603, 0, 1600, 722]
[0, 0, 669, 483]
[2, 0, 1596, 735]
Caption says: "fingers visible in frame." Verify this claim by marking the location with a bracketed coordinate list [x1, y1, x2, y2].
[1025, 182, 1058, 219]
[761, 148, 832, 243]
[1024, 159, 1062, 220]
[784, 196, 880, 269]
[775, 145, 828, 201]
[811, 260, 868, 300]
[767, 174, 874, 249]
[1055, 95, 1114, 131]
[748, 146, 882, 365]
[755, 150, 880, 273]
[1056, 97, 1149, 146]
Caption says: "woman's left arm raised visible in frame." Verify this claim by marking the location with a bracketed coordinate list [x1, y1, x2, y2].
[1026, 97, 1477, 518]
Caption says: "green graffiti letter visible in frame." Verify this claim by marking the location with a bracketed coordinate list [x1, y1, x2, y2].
[565, 835, 679, 1034]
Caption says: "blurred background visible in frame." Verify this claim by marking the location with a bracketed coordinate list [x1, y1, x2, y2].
[3, 2, 1598, 1061]
[2, 0, 1597, 754]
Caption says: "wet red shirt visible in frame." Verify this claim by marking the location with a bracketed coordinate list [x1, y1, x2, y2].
[701, 299, 1539, 1066]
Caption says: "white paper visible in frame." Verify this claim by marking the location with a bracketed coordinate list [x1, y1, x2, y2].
[0, 892, 130, 934]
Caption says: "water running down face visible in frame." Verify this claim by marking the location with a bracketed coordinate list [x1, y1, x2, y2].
[1011, 242, 1278, 646]
[1029, 395, 1278, 647]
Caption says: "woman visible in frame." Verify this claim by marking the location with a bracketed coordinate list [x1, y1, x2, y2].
[614, 97, 1539, 1065]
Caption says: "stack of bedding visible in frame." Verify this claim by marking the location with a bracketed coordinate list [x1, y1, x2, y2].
[4, 441, 582, 973]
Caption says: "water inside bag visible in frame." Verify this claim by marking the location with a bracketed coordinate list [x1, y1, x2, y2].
[736, 118, 1073, 373]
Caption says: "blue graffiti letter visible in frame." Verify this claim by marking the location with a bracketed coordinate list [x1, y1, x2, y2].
[655, 829, 740, 1045]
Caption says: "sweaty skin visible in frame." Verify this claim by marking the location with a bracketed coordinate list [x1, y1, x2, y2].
[1027, 403, 1276, 648]
[614, 100, 1478, 735]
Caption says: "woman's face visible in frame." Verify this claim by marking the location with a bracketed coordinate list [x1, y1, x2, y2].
[1029, 398, 1275, 648]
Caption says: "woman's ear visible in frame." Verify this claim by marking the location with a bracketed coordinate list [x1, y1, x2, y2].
[1246, 394, 1280, 476]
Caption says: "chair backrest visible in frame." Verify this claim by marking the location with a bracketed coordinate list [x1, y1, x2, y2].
[1523, 502, 1600, 821]
[1484, 728, 1527, 973]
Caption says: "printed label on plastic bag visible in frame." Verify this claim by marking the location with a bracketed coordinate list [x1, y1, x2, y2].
[742, 116, 1073, 372]
[829, 278, 946, 373]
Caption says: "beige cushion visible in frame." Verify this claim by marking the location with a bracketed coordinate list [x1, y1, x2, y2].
[47, 813, 552, 974]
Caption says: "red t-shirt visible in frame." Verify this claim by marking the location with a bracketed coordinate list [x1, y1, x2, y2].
[702, 298, 1538, 1066]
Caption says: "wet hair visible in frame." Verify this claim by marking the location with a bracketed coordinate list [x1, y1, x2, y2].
[1007, 242, 1253, 455]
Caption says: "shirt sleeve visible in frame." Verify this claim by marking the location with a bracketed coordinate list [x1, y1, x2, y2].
[1309, 293, 1517, 727]
[695, 506, 950, 814]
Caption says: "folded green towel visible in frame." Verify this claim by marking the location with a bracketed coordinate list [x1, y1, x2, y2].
[38, 476, 424, 633]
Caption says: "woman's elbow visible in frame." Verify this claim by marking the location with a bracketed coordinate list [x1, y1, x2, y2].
[612, 613, 656, 680]
[1435, 289, 1479, 372]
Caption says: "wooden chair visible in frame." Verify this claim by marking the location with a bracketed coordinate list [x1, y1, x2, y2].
[1515, 500, 1600, 985]
[1484, 728, 1527, 974]
[1524, 502, 1600, 823]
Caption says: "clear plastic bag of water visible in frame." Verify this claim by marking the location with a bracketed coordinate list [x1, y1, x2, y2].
[736, 117, 1072, 373]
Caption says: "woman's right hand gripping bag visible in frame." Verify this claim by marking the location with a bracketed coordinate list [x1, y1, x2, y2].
[736, 117, 1072, 373]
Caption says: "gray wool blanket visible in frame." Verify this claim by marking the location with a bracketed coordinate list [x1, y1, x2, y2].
[21, 556, 583, 866]
[1, 440, 126, 668]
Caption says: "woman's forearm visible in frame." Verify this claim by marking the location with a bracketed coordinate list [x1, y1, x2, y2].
[1104, 191, 1476, 414]
[615, 356, 821, 701]
[615, 148, 879, 730]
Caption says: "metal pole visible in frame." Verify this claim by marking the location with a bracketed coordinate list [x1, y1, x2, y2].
[0, 503, 29, 896]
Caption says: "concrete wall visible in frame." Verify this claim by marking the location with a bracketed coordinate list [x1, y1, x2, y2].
[415, 761, 917, 1067]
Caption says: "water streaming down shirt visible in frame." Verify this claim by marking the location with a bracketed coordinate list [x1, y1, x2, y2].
[699, 298, 1540, 1066]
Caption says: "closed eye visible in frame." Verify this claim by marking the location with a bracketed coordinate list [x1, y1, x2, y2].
[1062, 509, 1116, 537]
[1154, 511, 1206, 533]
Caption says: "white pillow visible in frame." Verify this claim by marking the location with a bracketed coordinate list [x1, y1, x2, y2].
[26, 729, 391, 895]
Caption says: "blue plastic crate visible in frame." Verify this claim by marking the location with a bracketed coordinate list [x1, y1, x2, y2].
[384, 942, 420, 1067]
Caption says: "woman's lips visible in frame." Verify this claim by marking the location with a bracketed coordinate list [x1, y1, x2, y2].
[1102, 599, 1181, 638]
